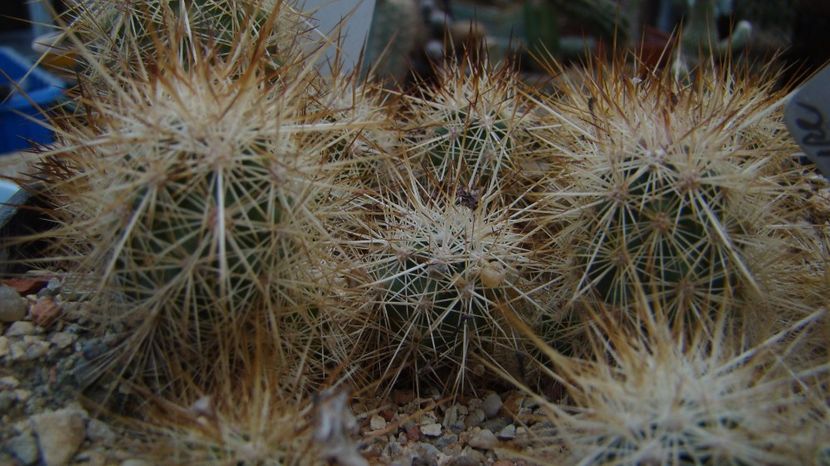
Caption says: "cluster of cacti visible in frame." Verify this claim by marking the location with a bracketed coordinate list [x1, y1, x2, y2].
[10, 0, 830, 463]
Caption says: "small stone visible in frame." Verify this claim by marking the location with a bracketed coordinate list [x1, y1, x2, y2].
[24, 339, 51, 360]
[10, 341, 27, 360]
[448, 451, 484, 466]
[370, 414, 387, 431]
[31, 408, 86, 466]
[86, 419, 117, 443]
[415, 442, 441, 462]
[0, 375, 20, 388]
[464, 408, 485, 428]
[14, 389, 32, 402]
[49, 332, 77, 350]
[6, 431, 39, 465]
[481, 417, 510, 434]
[81, 339, 108, 360]
[468, 428, 497, 450]
[0, 336, 7, 357]
[45, 278, 62, 293]
[497, 424, 516, 440]
[442, 405, 462, 429]
[30, 297, 61, 328]
[482, 392, 502, 418]
[0, 285, 27, 323]
[384, 438, 403, 457]
[6, 321, 35, 337]
[434, 433, 457, 451]
[420, 423, 442, 437]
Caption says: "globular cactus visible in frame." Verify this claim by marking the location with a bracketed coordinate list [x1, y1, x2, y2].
[536, 58, 827, 336]
[336, 169, 549, 394]
[63, 0, 308, 78]
[402, 56, 545, 196]
[33, 24, 369, 394]
[500, 298, 830, 466]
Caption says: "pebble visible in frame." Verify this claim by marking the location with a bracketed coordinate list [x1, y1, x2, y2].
[464, 408, 485, 428]
[10, 341, 27, 360]
[49, 332, 77, 350]
[385, 433, 404, 451]
[434, 433, 457, 451]
[0, 336, 7, 357]
[81, 339, 109, 360]
[24, 338, 51, 360]
[370, 414, 387, 431]
[497, 424, 516, 440]
[481, 416, 510, 433]
[30, 297, 61, 328]
[0, 285, 28, 323]
[442, 404, 460, 427]
[6, 321, 36, 337]
[415, 442, 442, 462]
[86, 419, 117, 444]
[30, 408, 86, 466]
[482, 392, 502, 418]
[448, 450, 485, 466]
[467, 428, 497, 450]
[0, 375, 20, 389]
[420, 423, 442, 437]
[5, 430, 39, 465]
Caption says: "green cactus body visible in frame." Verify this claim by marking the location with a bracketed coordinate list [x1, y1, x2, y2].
[584, 160, 735, 316]
[430, 109, 513, 186]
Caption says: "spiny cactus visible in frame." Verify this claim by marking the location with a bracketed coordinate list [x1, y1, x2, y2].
[63, 0, 309, 78]
[119, 334, 324, 466]
[335, 168, 550, 394]
[31, 25, 370, 394]
[498, 297, 830, 466]
[536, 57, 826, 335]
[402, 55, 545, 196]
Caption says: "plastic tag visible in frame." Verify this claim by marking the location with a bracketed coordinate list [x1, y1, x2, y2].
[785, 65, 830, 179]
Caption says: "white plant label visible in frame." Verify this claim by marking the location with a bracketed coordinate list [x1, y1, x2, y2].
[785, 65, 830, 179]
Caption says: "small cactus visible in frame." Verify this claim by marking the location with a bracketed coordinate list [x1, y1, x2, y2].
[497, 297, 830, 465]
[402, 56, 543, 196]
[536, 57, 826, 334]
[336, 170, 548, 393]
[64, 0, 308, 78]
[33, 24, 369, 393]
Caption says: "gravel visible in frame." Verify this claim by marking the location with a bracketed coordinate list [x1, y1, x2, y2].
[0, 283, 546, 466]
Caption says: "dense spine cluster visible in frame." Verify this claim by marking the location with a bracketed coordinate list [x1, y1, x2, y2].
[9, 1, 829, 463]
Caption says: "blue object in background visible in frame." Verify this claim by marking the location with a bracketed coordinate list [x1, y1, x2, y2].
[0, 46, 64, 155]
